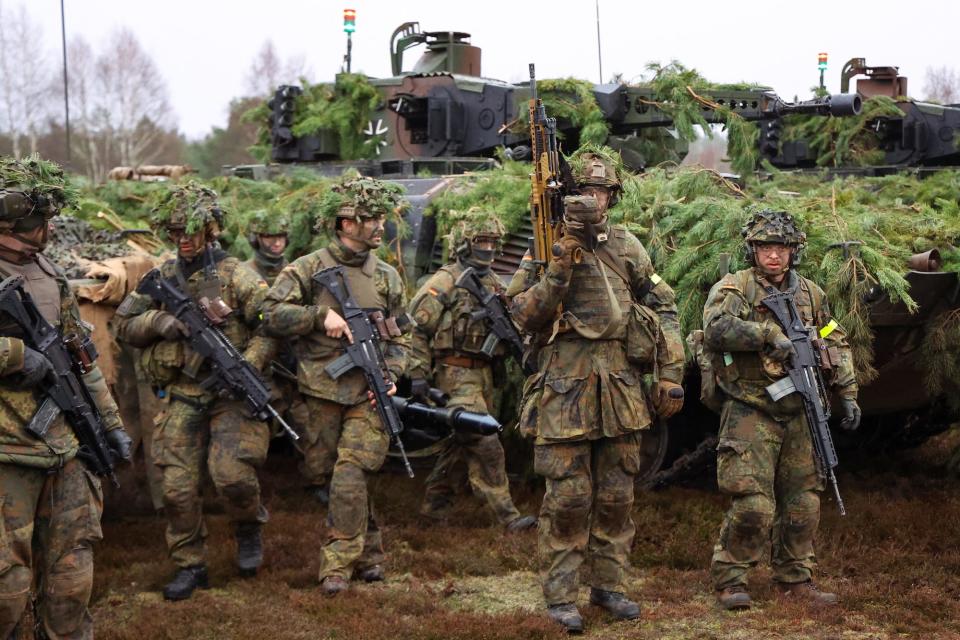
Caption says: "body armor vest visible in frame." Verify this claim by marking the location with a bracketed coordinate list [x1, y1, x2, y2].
[562, 246, 632, 340]
[0, 255, 61, 331]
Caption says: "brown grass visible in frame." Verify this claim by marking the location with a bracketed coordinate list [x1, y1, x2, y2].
[84, 427, 960, 639]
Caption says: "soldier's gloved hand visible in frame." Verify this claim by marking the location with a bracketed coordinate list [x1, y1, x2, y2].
[839, 397, 861, 431]
[19, 346, 54, 387]
[153, 312, 189, 341]
[410, 377, 430, 402]
[653, 380, 685, 419]
[763, 322, 794, 362]
[548, 236, 581, 278]
[106, 427, 133, 463]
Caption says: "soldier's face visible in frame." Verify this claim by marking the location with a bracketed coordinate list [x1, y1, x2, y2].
[580, 186, 611, 213]
[342, 216, 385, 249]
[172, 228, 207, 259]
[258, 234, 287, 256]
[755, 242, 793, 277]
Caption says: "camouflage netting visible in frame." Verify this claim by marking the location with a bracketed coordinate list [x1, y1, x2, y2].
[0, 154, 79, 212]
[46, 216, 139, 279]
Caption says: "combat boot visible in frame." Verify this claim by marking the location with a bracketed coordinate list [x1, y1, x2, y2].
[775, 581, 838, 605]
[236, 522, 264, 577]
[321, 575, 349, 596]
[355, 564, 385, 583]
[163, 565, 209, 601]
[505, 514, 537, 533]
[546, 603, 584, 634]
[589, 588, 641, 620]
[716, 585, 752, 610]
[419, 495, 453, 523]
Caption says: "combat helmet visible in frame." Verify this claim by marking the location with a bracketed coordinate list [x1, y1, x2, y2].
[315, 174, 405, 235]
[741, 208, 807, 266]
[247, 209, 289, 236]
[567, 145, 624, 206]
[445, 207, 505, 268]
[150, 181, 225, 238]
[0, 154, 77, 234]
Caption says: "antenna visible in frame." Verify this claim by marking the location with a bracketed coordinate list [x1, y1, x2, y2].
[596, 0, 603, 83]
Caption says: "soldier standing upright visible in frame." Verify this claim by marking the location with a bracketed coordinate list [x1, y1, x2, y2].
[703, 209, 860, 610]
[261, 176, 410, 595]
[512, 163, 684, 632]
[407, 209, 535, 532]
[114, 182, 276, 600]
[0, 155, 131, 638]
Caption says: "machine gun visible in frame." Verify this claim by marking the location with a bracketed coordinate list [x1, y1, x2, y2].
[0, 275, 120, 484]
[761, 288, 846, 516]
[135, 269, 299, 443]
[312, 265, 414, 477]
[454, 266, 534, 374]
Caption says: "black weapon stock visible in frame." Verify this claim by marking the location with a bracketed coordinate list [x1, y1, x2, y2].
[761, 289, 845, 516]
[312, 265, 414, 478]
[391, 395, 502, 437]
[454, 266, 534, 375]
[0, 275, 119, 484]
[135, 269, 299, 442]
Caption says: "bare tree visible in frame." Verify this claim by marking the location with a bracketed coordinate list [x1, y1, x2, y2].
[0, 1, 52, 157]
[244, 39, 312, 97]
[923, 66, 960, 104]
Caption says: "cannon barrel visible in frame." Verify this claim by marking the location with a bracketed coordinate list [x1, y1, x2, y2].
[772, 93, 862, 118]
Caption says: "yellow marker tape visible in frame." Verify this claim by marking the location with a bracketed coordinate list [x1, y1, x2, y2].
[819, 319, 838, 338]
[651, 273, 663, 285]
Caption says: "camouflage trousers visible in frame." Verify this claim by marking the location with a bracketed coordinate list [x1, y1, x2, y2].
[316, 398, 388, 581]
[0, 459, 103, 640]
[300, 396, 346, 490]
[154, 395, 270, 568]
[113, 346, 164, 511]
[534, 432, 642, 606]
[421, 363, 520, 525]
[269, 377, 309, 444]
[711, 398, 823, 589]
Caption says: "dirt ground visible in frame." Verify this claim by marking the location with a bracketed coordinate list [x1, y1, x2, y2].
[85, 428, 960, 640]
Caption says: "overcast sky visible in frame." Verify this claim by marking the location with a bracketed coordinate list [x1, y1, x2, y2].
[29, 0, 960, 140]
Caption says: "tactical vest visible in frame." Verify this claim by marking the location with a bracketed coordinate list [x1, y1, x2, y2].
[0, 255, 62, 329]
[560, 235, 633, 340]
[306, 247, 383, 353]
[432, 262, 504, 358]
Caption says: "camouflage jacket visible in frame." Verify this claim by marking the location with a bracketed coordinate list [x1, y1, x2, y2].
[703, 267, 857, 418]
[0, 255, 123, 468]
[114, 250, 276, 400]
[407, 260, 508, 380]
[511, 226, 684, 443]
[261, 239, 410, 405]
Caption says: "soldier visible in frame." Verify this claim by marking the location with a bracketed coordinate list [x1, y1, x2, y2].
[407, 209, 536, 532]
[703, 209, 860, 610]
[243, 210, 311, 492]
[261, 176, 410, 595]
[114, 182, 276, 601]
[512, 178, 685, 631]
[0, 155, 131, 638]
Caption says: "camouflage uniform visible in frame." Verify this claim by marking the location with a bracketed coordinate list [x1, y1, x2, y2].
[0, 156, 127, 639]
[114, 186, 275, 572]
[408, 219, 523, 524]
[243, 212, 310, 453]
[512, 194, 684, 608]
[703, 212, 858, 592]
[261, 177, 409, 583]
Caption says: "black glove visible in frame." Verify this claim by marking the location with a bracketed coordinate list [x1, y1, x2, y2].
[764, 323, 794, 363]
[19, 346, 53, 387]
[410, 377, 431, 402]
[154, 312, 188, 341]
[106, 428, 133, 463]
[839, 397, 861, 431]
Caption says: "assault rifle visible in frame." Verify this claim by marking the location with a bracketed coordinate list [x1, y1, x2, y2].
[528, 63, 578, 276]
[391, 395, 502, 437]
[313, 265, 414, 477]
[0, 275, 120, 484]
[761, 288, 846, 516]
[455, 266, 534, 375]
[135, 269, 299, 442]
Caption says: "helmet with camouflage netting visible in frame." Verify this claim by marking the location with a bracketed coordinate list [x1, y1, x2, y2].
[315, 173, 405, 235]
[445, 206, 506, 260]
[0, 154, 77, 234]
[150, 181, 226, 238]
[247, 209, 290, 236]
[567, 145, 625, 206]
[741, 208, 807, 265]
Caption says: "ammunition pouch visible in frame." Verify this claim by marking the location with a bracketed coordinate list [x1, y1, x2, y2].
[625, 302, 660, 366]
[687, 329, 724, 413]
[139, 340, 184, 388]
